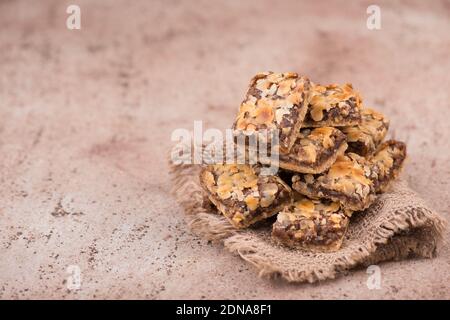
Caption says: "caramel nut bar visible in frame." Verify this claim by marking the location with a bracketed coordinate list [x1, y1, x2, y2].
[232, 72, 312, 154]
[236, 126, 348, 175]
[342, 108, 389, 156]
[278, 127, 348, 174]
[272, 198, 350, 252]
[292, 140, 407, 211]
[199, 164, 293, 229]
[292, 153, 376, 211]
[303, 83, 362, 128]
[369, 140, 406, 192]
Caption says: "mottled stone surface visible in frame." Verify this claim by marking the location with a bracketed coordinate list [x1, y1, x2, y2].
[0, 0, 449, 299]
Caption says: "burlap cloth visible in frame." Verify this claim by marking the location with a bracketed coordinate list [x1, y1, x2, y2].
[169, 161, 446, 283]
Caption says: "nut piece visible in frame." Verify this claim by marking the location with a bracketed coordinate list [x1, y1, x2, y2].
[199, 164, 293, 229]
[232, 72, 312, 154]
[260, 183, 279, 207]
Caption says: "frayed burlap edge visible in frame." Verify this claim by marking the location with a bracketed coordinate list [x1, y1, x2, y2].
[169, 161, 447, 283]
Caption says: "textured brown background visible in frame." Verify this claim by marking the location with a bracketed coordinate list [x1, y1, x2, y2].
[0, 0, 449, 299]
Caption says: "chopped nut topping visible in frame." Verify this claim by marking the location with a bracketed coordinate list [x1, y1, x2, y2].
[259, 183, 279, 208]
[213, 164, 258, 200]
[199, 164, 293, 229]
[303, 83, 362, 128]
[255, 99, 275, 124]
[328, 155, 372, 186]
[272, 198, 350, 251]
[311, 127, 335, 148]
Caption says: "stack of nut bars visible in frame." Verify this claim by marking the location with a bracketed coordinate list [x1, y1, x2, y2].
[199, 72, 406, 252]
